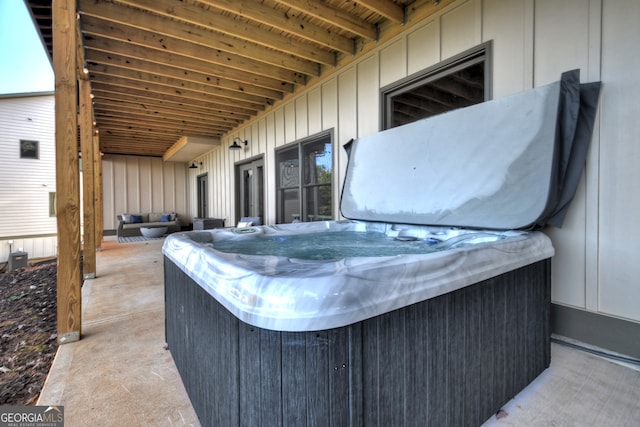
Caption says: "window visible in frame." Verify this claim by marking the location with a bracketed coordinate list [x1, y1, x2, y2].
[49, 192, 56, 217]
[381, 41, 492, 129]
[20, 140, 39, 159]
[276, 132, 333, 224]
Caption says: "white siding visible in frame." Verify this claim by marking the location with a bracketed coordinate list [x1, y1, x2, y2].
[0, 93, 57, 262]
[181, 0, 637, 326]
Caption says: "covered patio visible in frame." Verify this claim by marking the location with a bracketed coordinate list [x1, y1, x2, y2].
[35, 238, 640, 425]
[20, 0, 640, 424]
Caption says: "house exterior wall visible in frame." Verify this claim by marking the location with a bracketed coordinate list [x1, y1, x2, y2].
[0, 92, 57, 263]
[100, 0, 637, 329]
[101, 154, 190, 232]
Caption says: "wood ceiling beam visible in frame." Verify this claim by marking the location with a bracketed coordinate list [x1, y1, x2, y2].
[87, 50, 284, 99]
[78, 1, 320, 76]
[94, 86, 251, 120]
[98, 138, 177, 157]
[95, 116, 229, 135]
[80, 15, 305, 86]
[94, 97, 247, 126]
[98, 129, 180, 142]
[95, 116, 232, 136]
[198, 0, 355, 54]
[86, 65, 269, 108]
[84, 40, 295, 94]
[98, 122, 210, 139]
[276, 0, 377, 41]
[354, 0, 405, 24]
[95, 101, 238, 126]
[95, 103, 241, 129]
[80, 0, 335, 67]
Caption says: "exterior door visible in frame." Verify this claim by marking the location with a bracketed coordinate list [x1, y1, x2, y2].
[236, 158, 264, 223]
[197, 173, 208, 218]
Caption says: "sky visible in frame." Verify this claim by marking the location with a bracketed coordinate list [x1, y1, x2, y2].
[0, 0, 55, 95]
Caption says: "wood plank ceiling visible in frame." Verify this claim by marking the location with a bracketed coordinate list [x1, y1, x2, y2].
[26, 0, 447, 158]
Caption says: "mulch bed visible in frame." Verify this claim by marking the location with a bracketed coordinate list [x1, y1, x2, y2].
[0, 260, 58, 405]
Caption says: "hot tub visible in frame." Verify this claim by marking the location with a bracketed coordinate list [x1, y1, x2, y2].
[164, 221, 553, 332]
[163, 70, 600, 426]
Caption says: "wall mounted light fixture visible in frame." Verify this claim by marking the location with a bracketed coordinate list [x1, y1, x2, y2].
[229, 137, 248, 151]
[189, 161, 202, 169]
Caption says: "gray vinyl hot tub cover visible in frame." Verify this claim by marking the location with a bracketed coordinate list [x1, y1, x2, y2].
[341, 69, 601, 230]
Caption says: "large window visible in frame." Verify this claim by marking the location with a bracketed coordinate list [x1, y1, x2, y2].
[381, 42, 492, 129]
[276, 132, 333, 224]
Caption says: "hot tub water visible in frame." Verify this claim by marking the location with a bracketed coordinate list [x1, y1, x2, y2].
[211, 229, 509, 260]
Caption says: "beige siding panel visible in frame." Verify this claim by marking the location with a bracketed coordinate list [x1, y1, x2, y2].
[321, 78, 340, 218]
[440, 0, 479, 60]
[407, 21, 439, 76]
[308, 87, 322, 135]
[338, 67, 357, 219]
[250, 121, 260, 157]
[265, 113, 277, 224]
[583, 0, 602, 311]
[295, 95, 309, 140]
[284, 103, 296, 143]
[110, 158, 126, 225]
[482, 0, 533, 97]
[163, 162, 176, 214]
[535, 0, 592, 309]
[102, 155, 188, 231]
[102, 159, 114, 229]
[534, 0, 591, 86]
[186, 163, 198, 219]
[227, 147, 238, 221]
[125, 157, 141, 213]
[321, 78, 339, 133]
[598, 0, 640, 322]
[380, 38, 407, 88]
[357, 54, 380, 138]
[139, 157, 153, 212]
[274, 108, 286, 147]
[152, 159, 166, 212]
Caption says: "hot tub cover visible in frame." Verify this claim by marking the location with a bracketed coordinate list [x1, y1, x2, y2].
[341, 69, 601, 230]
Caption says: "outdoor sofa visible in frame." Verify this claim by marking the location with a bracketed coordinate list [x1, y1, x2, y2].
[117, 212, 180, 238]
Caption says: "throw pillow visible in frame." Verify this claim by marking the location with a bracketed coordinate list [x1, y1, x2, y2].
[130, 214, 143, 224]
[161, 214, 171, 222]
[121, 214, 131, 223]
[237, 221, 253, 228]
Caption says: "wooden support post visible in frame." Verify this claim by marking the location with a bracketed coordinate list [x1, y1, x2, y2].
[80, 79, 96, 279]
[94, 134, 104, 251]
[54, 0, 81, 344]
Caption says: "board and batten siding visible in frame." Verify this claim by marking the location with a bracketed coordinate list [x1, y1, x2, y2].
[182, 0, 640, 327]
[101, 154, 190, 232]
[0, 93, 57, 263]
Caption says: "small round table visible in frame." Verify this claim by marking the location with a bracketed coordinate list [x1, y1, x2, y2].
[140, 226, 168, 238]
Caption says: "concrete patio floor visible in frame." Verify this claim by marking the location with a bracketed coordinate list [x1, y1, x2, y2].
[37, 237, 640, 426]
[37, 238, 200, 426]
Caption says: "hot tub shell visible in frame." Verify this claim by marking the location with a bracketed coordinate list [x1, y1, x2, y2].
[165, 253, 550, 426]
[163, 70, 600, 426]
